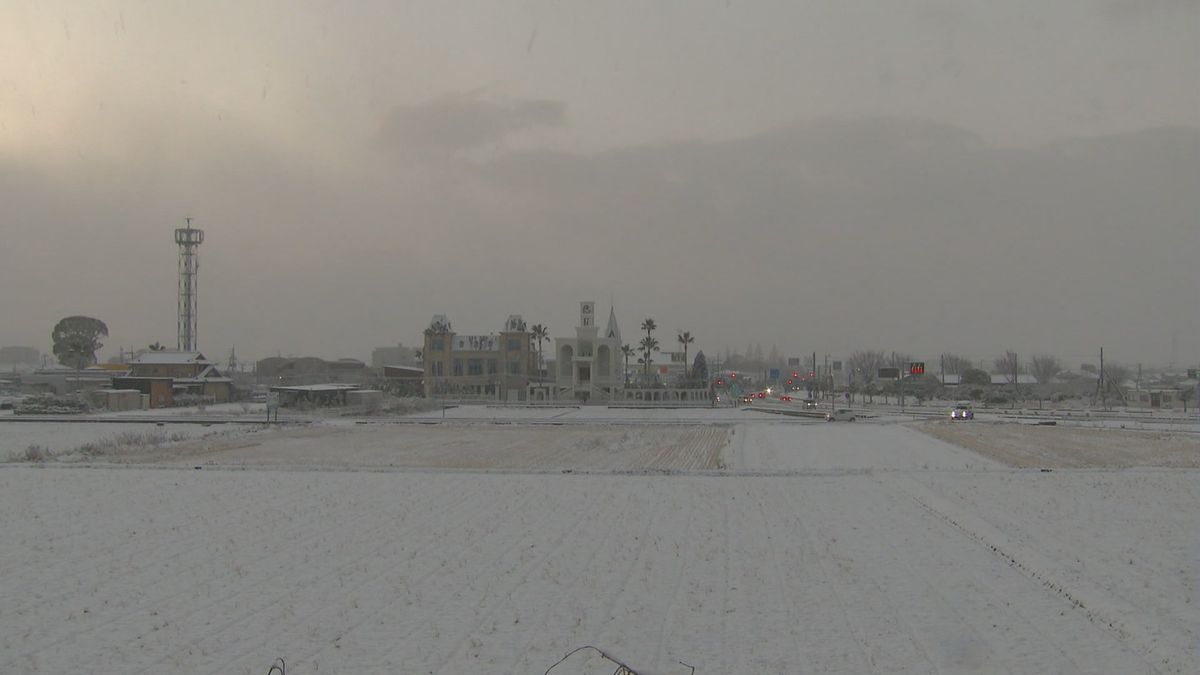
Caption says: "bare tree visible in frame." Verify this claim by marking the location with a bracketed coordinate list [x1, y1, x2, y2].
[1177, 385, 1195, 413]
[1104, 363, 1132, 391]
[1028, 354, 1061, 385]
[847, 350, 887, 401]
[941, 353, 970, 375]
[1028, 354, 1062, 407]
[993, 350, 1022, 384]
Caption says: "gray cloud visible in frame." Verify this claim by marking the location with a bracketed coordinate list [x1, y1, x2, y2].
[375, 92, 566, 158]
[2, 111, 1197, 366]
[1103, 0, 1200, 20]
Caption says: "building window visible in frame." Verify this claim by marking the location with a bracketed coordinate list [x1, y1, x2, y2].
[507, 361, 520, 375]
[507, 338, 521, 351]
[431, 338, 444, 351]
[431, 361, 444, 377]
[468, 359, 483, 376]
[453, 359, 463, 376]
[487, 359, 498, 374]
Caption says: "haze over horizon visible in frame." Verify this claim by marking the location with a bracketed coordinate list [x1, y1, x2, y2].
[2, 1, 1197, 368]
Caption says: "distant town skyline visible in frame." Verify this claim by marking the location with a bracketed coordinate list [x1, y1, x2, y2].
[2, 2, 1197, 366]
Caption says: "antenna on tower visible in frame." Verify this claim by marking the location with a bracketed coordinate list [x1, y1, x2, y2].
[175, 217, 204, 351]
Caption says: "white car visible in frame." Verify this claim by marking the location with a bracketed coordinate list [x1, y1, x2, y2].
[825, 408, 857, 422]
[950, 402, 974, 420]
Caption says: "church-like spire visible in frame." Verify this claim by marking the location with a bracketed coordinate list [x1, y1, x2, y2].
[605, 305, 621, 342]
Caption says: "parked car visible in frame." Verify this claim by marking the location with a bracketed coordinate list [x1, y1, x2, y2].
[825, 408, 857, 422]
[950, 401, 974, 420]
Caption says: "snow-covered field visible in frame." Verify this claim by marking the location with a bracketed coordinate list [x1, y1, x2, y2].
[1, 408, 1196, 674]
[0, 421, 240, 461]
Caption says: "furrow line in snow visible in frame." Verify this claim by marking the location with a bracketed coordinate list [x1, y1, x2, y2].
[496, 475, 667, 667]
[0, 472, 376, 624]
[189, 476, 555, 675]
[425, 478, 640, 673]
[3, 473, 398, 671]
[340, 477, 608, 672]
[881, 472, 1181, 674]
[107, 475, 493, 674]
[650, 487, 698, 670]
[784, 479, 885, 674]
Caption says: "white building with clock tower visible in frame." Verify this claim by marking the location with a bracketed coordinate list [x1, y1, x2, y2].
[554, 301, 625, 401]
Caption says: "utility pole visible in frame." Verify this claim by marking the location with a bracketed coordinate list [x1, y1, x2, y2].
[812, 351, 817, 400]
[1012, 352, 1019, 410]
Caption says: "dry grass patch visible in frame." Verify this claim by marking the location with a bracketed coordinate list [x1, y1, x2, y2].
[919, 420, 1200, 468]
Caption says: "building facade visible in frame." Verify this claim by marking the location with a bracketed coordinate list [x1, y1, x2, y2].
[422, 314, 535, 399]
[553, 302, 625, 402]
[118, 351, 233, 405]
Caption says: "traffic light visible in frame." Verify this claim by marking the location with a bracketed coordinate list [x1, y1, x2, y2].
[716, 379, 725, 386]
[786, 379, 794, 385]
[791, 371, 799, 379]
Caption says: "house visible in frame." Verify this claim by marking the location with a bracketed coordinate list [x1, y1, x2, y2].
[116, 351, 232, 406]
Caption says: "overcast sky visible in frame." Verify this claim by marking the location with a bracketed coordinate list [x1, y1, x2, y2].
[2, 0, 1198, 368]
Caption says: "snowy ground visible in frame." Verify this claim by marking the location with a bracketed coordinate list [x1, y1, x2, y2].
[1, 408, 1196, 674]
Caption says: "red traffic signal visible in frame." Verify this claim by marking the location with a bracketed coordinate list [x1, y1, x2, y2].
[786, 379, 794, 385]
[791, 371, 799, 378]
[715, 378, 725, 386]
[730, 372, 737, 378]
[808, 371, 815, 378]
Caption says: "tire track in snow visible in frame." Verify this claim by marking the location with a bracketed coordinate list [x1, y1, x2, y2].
[881, 472, 1175, 674]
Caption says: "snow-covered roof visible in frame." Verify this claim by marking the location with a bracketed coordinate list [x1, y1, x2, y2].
[990, 374, 1039, 385]
[383, 365, 423, 374]
[174, 377, 233, 384]
[270, 384, 362, 393]
[129, 351, 212, 365]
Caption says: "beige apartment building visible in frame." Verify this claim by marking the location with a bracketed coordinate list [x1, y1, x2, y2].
[422, 314, 536, 400]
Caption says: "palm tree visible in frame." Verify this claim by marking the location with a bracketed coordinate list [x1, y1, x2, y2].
[530, 324, 549, 381]
[639, 335, 660, 378]
[641, 318, 656, 341]
[677, 331, 694, 381]
[639, 318, 657, 379]
[620, 344, 635, 386]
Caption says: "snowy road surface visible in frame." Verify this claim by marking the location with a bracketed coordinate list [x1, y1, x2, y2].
[1, 411, 1196, 674]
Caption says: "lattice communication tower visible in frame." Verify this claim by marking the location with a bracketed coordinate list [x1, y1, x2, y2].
[175, 218, 204, 351]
